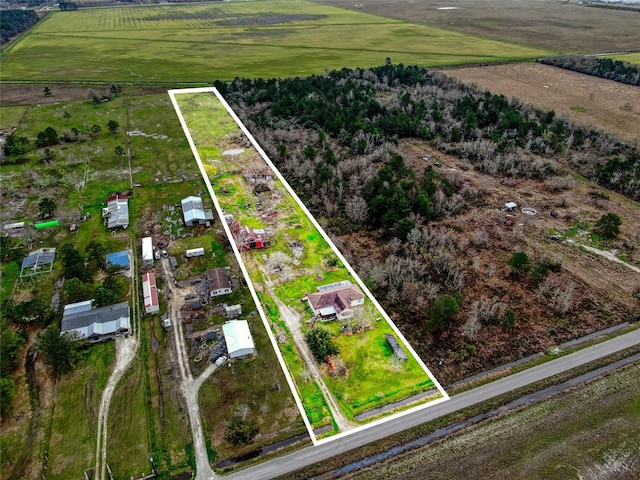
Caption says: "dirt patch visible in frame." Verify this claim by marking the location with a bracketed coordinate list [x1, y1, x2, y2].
[443, 62, 640, 142]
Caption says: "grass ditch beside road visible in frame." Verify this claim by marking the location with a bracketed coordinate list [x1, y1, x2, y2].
[279, 344, 640, 480]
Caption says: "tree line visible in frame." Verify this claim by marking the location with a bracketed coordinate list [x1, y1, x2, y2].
[540, 55, 640, 86]
[0, 9, 39, 44]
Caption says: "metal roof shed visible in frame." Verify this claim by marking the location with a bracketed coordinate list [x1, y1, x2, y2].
[142, 272, 160, 314]
[20, 248, 56, 278]
[106, 250, 130, 270]
[222, 320, 255, 358]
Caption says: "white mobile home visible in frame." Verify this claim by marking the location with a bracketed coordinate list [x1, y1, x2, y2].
[186, 247, 205, 258]
[142, 237, 154, 266]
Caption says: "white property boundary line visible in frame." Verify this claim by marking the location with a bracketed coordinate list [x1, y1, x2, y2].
[168, 86, 449, 446]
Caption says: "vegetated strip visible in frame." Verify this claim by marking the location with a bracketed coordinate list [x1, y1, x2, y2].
[277, 342, 640, 480]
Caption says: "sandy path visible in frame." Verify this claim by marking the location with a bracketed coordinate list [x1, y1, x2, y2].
[274, 297, 355, 432]
[161, 258, 218, 480]
[95, 335, 138, 480]
[579, 244, 640, 274]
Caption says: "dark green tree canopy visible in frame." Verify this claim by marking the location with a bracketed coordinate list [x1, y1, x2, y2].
[507, 252, 532, 277]
[37, 327, 84, 376]
[426, 293, 462, 334]
[38, 197, 56, 219]
[107, 120, 119, 134]
[306, 327, 339, 363]
[224, 418, 259, 445]
[594, 212, 622, 240]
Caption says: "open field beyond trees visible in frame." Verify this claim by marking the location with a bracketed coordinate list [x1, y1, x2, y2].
[608, 52, 640, 65]
[0, 0, 550, 83]
[316, 0, 640, 54]
[444, 62, 640, 142]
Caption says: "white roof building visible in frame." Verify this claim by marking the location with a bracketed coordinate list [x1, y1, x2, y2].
[222, 320, 255, 358]
[142, 237, 154, 266]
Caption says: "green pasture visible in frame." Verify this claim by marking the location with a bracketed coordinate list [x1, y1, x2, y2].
[320, 321, 435, 418]
[605, 52, 640, 65]
[106, 357, 150, 478]
[0, 0, 551, 82]
[0, 105, 29, 130]
[174, 90, 440, 435]
[47, 342, 115, 480]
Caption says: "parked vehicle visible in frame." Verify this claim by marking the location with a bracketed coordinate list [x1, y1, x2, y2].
[215, 355, 227, 367]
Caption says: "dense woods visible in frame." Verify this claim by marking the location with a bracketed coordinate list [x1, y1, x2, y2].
[0, 9, 39, 44]
[540, 55, 640, 86]
[219, 64, 639, 380]
[219, 64, 638, 215]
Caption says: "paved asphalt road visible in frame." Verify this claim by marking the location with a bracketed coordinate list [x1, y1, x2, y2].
[222, 328, 640, 480]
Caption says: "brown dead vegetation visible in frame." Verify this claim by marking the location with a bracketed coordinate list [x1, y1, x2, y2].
[316, 0, 640, 53]
[336, 140, 640, 385]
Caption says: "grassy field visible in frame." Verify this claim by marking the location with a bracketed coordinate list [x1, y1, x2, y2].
[0, 0, 550, 82]
[173, 90, 442, 436]
[607, 52, 640, 65]
[47, 342, 114, 479]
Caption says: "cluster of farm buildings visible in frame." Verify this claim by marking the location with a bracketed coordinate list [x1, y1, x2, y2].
[9, 187, 409, 363]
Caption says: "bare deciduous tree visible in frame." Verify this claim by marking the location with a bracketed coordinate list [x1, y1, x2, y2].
[345, 196, 369, 225]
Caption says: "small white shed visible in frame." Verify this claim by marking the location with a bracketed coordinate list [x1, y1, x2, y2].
[142, 237, 154, 266]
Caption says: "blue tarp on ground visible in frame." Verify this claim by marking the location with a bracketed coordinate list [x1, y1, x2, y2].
[106, 250, 129, 269]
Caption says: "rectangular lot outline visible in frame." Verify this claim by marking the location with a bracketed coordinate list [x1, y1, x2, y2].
[169, 87, 449, 446]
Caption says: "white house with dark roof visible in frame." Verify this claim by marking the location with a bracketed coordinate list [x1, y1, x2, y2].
[307, 280, 365, 321]
[181, 196, 214, 227]
[206, 267, 232, 297]
[61, 300, 130, 343]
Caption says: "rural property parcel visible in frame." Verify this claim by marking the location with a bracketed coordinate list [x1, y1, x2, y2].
[171, 88, 447, 441]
